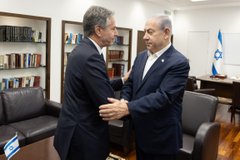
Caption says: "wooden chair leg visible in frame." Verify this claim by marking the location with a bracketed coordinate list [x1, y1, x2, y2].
[231, 106, 235, 123]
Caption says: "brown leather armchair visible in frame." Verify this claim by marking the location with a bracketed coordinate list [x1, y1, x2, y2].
[177, 91, 220, 160]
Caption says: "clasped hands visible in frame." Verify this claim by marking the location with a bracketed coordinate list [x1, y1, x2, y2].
[99, 98, 129, 121]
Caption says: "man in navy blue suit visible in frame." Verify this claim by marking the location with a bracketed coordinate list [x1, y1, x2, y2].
[99, 16, 190, 160]
[54, 6, 126, 160]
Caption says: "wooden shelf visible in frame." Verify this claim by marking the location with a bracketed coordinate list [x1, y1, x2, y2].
[106, 27, 132, 77]
[0, 12, 51, 98]
[60, 20, 83, 103]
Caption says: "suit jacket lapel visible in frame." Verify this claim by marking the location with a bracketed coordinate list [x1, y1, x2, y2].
[83, 38, 105, 62]
[136, 52, 148, 89]
[136, 46, 173, 92]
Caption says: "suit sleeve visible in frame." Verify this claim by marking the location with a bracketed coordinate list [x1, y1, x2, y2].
[120, 70, 133, 101]
[110, 78, 123, 91]
[82, 54, 115, 108]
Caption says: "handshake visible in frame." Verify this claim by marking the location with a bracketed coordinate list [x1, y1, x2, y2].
[99, 98, 129, 121]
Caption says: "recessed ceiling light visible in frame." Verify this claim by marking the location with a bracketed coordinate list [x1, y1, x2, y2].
[190, 0, 208, 2]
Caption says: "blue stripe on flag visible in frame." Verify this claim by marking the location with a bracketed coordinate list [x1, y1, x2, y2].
[218, 30, 222, 45]
[212, 30, 223, 76]
[6, 146, 20, 160]
[212, 63, 218, 75]
[4, 136, 17, 150]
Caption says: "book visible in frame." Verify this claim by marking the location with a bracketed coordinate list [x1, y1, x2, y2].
[10, 53, 16, 69]
[4, 55, 9, 69]
[107, 68, 115, 78]
[0, 26, 6, 41]
[64, 33, 69, 44]
[34, 53, 41, 67]
[2, 78, 9, 90]
[64, 52, 71, 65]
[33, 76, 40, 87]
[0, 55, 4, 69]
[112, 63, 125, 77]
[67, 33, 73, 44]
[77, 33, 82, 44]
[115, 36, 124, 45]
[108, 50, 124, 60]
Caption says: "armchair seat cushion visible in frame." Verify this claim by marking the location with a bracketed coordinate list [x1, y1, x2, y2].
[177, 134, 194, 160]
[10, 115, 58, 144]
[0, 125, 26, 151]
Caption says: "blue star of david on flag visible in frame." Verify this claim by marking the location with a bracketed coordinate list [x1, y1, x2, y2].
[214, 49, 223, 60]
[4, 133, 20, 160]
[212, 30, 223, 75]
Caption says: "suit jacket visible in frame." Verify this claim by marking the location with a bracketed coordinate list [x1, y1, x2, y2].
[121, 45, 190, 155]
[54, 38, 122, 160]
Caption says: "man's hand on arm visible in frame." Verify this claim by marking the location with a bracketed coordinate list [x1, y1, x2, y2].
[122, 68, 132, 83]
[99, 98, 129, 121]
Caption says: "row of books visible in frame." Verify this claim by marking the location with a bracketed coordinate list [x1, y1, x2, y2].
[114, 36, 124, 45]
[108, 50, 124, 60]
[0, 25, 43, 42]
[0, 76, 40, 91]
[65, 33, 83, 44]
[0, 53, 42, 69]
[108, 63, 125, 78]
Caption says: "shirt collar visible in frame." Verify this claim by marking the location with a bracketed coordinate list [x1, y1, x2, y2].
[88, 37, 102, 55]
[148, 42, 171, 58]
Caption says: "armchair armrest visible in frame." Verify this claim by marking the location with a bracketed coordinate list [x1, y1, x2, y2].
[193, 122, 220, 160]
[45, 99, 62, 117]
[194, 88, 216, 96]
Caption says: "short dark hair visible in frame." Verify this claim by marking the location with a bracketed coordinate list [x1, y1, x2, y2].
[83, 6, 114, 37]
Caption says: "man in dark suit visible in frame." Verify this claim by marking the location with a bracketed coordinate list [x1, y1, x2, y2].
[99, 16, 190, 160]
[54, 6, 125, 160]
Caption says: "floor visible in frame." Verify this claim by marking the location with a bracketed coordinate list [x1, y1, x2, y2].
[0, 104, 239, 160]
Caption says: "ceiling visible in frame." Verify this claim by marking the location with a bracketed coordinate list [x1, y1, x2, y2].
[144, 0, 240, 10]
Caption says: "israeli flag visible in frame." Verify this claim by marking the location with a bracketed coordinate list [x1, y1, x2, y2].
[212, 30, 223, 75]
[4, 133, 20, 160]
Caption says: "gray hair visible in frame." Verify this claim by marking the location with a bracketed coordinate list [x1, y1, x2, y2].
[155, 16, 172, 33]
[83, 6, 114, 37]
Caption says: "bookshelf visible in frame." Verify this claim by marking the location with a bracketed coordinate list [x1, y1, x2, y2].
[60, 20, 83, 102]
[106, 27, 132, 79]
[0, 12, 51, 98]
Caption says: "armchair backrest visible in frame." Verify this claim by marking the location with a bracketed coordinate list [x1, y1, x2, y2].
[2, 87, 45, 123]
[182, 91, 218, 136]
[233, 81, 240, 107]
[0, 96, 5, 125]
[185, 76, 198, 91]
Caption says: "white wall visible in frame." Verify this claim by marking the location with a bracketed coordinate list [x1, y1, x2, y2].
[173, 7, 240, 77]
[0, 0, 167, 102]
[4, 1, 239, 102]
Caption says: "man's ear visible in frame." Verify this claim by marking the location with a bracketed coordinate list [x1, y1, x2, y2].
[164, 28, 171, 40]
[95, 25, 102, 37]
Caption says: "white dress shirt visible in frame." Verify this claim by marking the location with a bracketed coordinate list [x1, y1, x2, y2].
[142, 43, 171, 79]
[88, 37, 103, 56]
